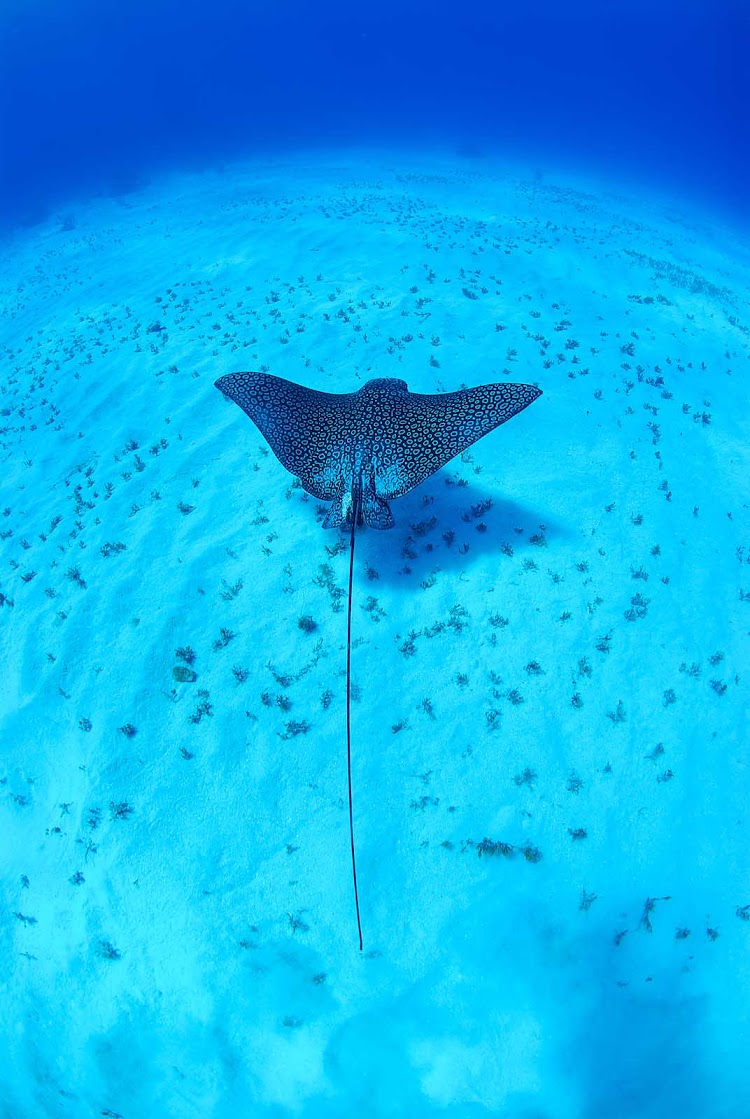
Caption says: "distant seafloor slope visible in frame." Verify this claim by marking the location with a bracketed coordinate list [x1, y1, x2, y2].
[1, 154, 748, 1118]
[1, 0, 748, 232]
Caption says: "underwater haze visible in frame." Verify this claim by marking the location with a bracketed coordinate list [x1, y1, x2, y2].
[1, 0, 748, 228]
[1, 1, 749, 1118]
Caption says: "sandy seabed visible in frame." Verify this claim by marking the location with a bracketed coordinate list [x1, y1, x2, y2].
[1, 151, 748, 1118]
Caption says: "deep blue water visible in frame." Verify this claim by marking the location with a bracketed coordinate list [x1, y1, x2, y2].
[1, 0, 747, 229]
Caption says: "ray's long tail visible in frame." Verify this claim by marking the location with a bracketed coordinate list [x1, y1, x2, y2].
[347, 494, 364, 951]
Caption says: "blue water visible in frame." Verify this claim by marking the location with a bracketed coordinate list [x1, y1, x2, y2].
[1, 0, 747, 230]
[2, 3, 749, 1116]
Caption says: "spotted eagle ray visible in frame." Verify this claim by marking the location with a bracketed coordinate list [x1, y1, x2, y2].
[215, 371, 542, 948]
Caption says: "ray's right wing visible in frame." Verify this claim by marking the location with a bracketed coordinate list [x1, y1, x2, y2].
[377, 381, 543, 499]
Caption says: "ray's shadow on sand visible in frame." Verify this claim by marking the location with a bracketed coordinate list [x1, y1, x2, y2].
[297, 471, 567, 587]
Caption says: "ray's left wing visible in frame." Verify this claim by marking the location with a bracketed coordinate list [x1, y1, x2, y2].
[215, 371, 353, 500]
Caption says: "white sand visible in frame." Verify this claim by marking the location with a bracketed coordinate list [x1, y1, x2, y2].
[1, 150, 748, 1117]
